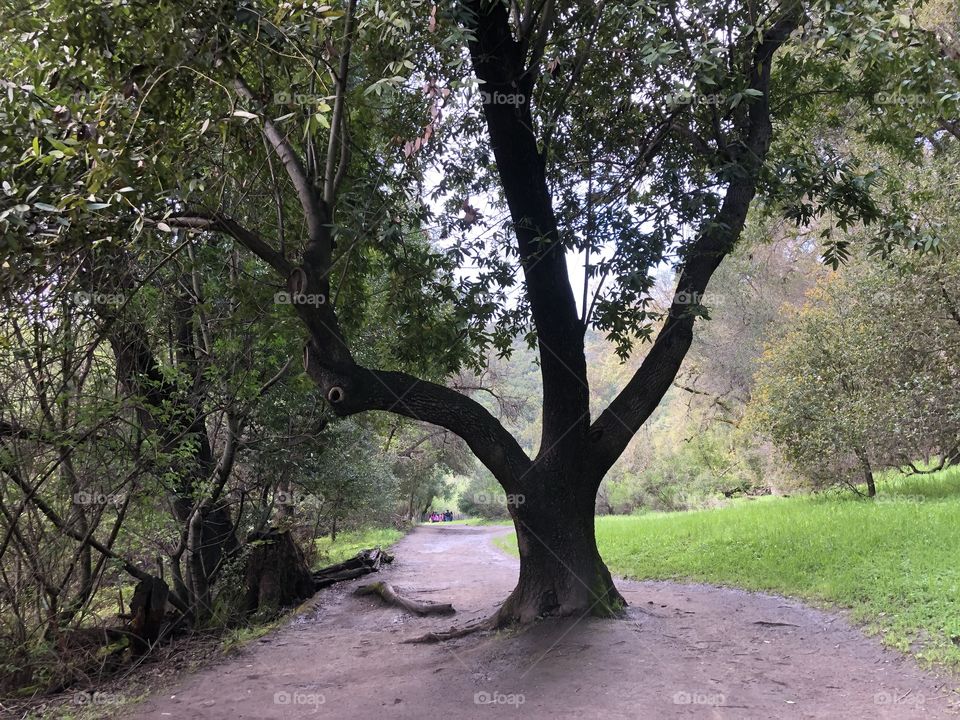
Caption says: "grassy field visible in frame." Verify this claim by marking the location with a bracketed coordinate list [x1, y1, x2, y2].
[312, 527, 405, 567]
[445, 517, 512, 526]
[494, 467, 960, 667]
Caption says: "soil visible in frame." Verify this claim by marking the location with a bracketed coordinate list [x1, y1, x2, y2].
[123, 524, 958, 719]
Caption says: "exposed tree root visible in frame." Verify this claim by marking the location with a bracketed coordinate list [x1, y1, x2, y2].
[355, 581, 455, 616]
[406, 581, 629, 644]
[403, 612, 501, 644]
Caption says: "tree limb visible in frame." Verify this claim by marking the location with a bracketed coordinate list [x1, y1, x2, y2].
[465, 0, 589, 454]
[587, 2, 806, 479]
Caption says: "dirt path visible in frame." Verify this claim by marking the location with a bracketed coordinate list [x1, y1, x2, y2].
[127, 525, 957, 719]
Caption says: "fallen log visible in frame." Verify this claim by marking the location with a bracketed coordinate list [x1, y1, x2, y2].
[312, 547, 393, 590]
[355, 581, 455, 616]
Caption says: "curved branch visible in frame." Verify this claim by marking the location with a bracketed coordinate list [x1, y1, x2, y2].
[163, 213, 293, 275]
[233, 76, 328, 251]
[587, 2, 806, 479]
[303, 353, 531, 491]
[162, 215, 531, 489]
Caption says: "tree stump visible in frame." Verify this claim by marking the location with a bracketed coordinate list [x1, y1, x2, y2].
[129, 575, 171, 653]
[244, 529, 315, 616]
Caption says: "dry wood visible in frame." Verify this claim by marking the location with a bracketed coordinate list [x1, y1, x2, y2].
[355, 581, 455, 616]
[311, 547, 393, 589]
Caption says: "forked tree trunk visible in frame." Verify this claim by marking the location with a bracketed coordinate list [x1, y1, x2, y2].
[496, 480, 624, 624]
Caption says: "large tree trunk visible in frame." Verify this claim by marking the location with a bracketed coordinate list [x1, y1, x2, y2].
[497, 480, 624, 624]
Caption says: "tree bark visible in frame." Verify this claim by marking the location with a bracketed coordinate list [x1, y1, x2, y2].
[856, 447, 877, 497]
[497, 475, 624, 624]
[93, 255, 239, 616]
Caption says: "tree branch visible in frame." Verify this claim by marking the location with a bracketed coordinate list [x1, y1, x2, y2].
[163, 214, 292, 275]
[466, 0, 589, 454]
[587, 2, 806, 479]
[303, 356, 532, 492]
[233, 76, 328, 251]
[323, 0, 358, 209]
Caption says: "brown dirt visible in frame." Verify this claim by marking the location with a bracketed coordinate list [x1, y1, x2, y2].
[124, 524, 958, 719]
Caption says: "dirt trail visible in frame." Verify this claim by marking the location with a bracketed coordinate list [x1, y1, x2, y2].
[128, 525, 957, 719]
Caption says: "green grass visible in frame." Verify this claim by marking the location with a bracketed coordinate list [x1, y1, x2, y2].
[494, 468, 960, 667]
[445, 517, 513, 526]
[492, 531, 517, 554]
[312, 526, 404, 568]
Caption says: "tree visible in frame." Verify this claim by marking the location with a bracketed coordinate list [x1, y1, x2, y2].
[748, 244, 960, 495]
[2, 0, 952, 625]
